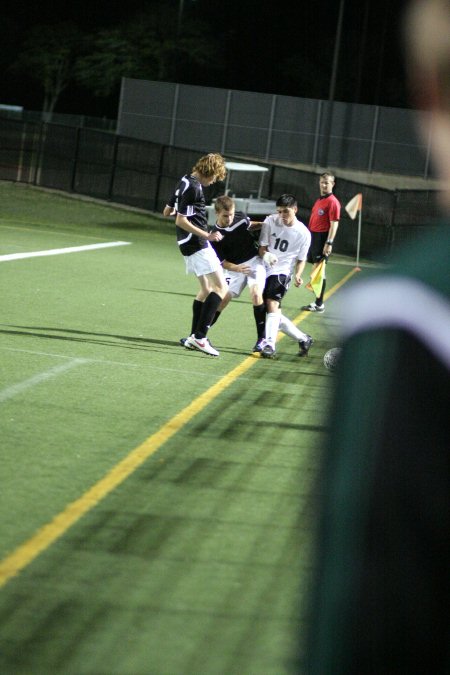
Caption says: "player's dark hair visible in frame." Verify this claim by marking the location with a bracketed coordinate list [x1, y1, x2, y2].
[276, 193, 297, 208]
[214, 195, 234, 212]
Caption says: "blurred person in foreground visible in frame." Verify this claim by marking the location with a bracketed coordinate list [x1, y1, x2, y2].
[304, 1, 450, 673]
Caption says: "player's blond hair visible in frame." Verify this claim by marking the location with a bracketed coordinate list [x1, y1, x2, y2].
[192, 153, 227, 181]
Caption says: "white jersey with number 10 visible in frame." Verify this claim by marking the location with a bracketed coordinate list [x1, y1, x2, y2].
[259, 214, 311, 276]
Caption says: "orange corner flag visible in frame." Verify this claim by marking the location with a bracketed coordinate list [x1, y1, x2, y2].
[345, 193, 363, 220]
[306, 258, 326, 296]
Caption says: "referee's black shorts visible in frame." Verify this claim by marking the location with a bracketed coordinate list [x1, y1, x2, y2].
[307, 231, 328, 264]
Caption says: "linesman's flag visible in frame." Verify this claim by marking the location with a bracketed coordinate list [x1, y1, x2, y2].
[345, 193, 363, 220]
[306, 258, 326, 296]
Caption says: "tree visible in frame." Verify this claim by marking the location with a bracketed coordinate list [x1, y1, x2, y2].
[74, 7, 221, 101]
[73, 29, 140, 98]
[14, 23, 83, 116]
[11, 4, 222, 116]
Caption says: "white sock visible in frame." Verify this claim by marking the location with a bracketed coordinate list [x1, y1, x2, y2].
[265, 311, 281, 345]
[279, 315, 308, 342]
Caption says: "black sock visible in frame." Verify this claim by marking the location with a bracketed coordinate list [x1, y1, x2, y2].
[317, 279, 326, 306]
[210, 310, 221, 327]
[195, 292, 222, 338]
[191, 299, 203, 334]
[253, 303, 266, 339]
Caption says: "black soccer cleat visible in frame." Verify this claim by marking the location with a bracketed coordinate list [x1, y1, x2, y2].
[253, 338, 265, 353]
[180, 337, 194, 350]
[298, 335, 314, 357]
[261, 343, 276, 359]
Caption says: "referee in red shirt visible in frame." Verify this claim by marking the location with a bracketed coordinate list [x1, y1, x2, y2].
[302, 172, 341, 312]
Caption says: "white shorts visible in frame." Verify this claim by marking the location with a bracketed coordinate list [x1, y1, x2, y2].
[184, 244, 222, 276]
[224, 256, 266, 298]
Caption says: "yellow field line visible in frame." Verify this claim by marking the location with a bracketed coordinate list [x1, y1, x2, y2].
[0, 266, 360, 589]
[0, 356, 257, 588]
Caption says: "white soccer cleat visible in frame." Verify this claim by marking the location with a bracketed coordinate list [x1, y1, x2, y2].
[260, 339, 276, 359]
[301, 302, 325, 313]
[185, 335, 220, 356]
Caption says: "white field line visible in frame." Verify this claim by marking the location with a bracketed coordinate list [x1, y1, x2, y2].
[0, 346, 222, 378]
[0, 359, 88, 403]
[0, 241, 131, 262]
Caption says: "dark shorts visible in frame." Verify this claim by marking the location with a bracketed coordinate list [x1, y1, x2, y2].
[263, 274, 291, 306]
[307, 231, 328, 264]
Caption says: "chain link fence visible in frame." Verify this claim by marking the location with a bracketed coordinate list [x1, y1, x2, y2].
[0, 115, 443, 262]
[117, 79, 436, 179]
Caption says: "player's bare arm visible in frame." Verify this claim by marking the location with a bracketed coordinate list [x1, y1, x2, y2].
[323, 219, 339, 255]
[222, 260, 252, 275]
[163, 205, 175, 217]
[294, 259, 306, 287]
[176, 214, 223, 241]
[258, 244, 268, 257]
[249, 221, 263, 231]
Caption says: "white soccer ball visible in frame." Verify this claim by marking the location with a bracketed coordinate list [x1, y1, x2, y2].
[323, 347, 342, 371]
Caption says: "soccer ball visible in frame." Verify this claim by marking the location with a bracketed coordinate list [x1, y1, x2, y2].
[323, 347, 342, 371]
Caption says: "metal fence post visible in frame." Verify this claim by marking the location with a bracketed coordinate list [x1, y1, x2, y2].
[17, 122, 27, 183]
[265, 95, 277, 161]
[221, 90, 232, 155]
[169, 84, 180, 147]
[388, 189, 399, 257]
[368, 106, 379, 174]
[424, 111, 433, 180]
[312, 100, 323, 168]
[107, 133, 120, 201]
[70, 127, 82, 193]
[33, 122, 46, 187]
[154, 144, 167, 211]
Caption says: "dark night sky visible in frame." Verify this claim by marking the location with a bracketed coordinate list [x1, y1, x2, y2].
[0, 0, 412, 119]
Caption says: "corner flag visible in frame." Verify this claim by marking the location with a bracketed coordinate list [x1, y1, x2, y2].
[306, 258, 326, 296]
[345, 193, 363, 220]
[345, 193, 363, 268]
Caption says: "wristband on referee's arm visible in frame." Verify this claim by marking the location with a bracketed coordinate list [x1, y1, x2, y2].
[326, 240, 334, 245]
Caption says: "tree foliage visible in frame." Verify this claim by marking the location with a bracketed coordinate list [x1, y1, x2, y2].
[73, 30, 140, 98]
[13, 4, 220, 114]
[14, 23, 83, 115]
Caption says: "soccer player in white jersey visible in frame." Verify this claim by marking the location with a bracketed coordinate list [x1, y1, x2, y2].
[258, 194, 312, 359]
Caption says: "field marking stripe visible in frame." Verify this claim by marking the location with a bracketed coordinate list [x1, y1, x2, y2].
[0, 241, 130, 262]
[0, 357, 257, 588]
[0, 359, 89, 403]
[0, 221, 115, 240]
[0, 268, 360, 589]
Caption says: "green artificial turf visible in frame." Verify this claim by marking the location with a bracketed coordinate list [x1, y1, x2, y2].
[0, 180, 360, 674]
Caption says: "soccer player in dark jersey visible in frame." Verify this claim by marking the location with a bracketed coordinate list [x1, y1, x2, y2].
[302, 172, 341, 313]
[209, 195, 267, 352]
[211, 195, 315, 357]
[164, 153, 228, 356]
